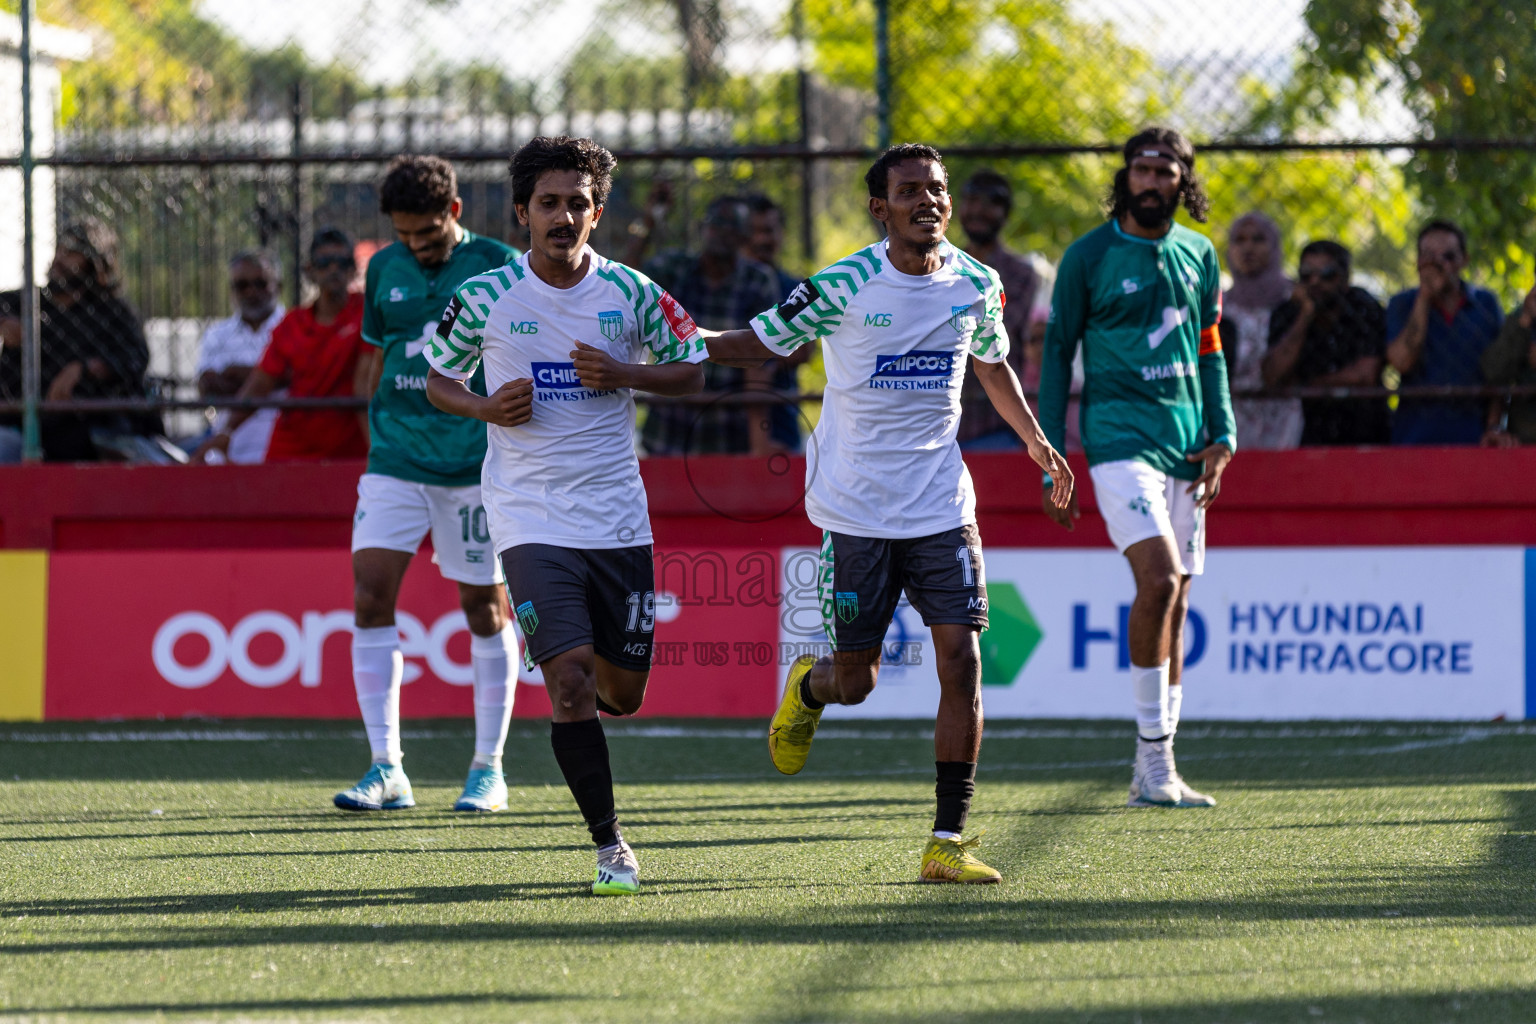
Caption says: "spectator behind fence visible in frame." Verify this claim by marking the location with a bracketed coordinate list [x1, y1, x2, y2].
[955, 168, 1040, 449]
[195, 251, 285, 462]
[1223, 211, 1301, 449]
[1263, 240, 1389, 446]
[640, 196, 781, 455]
[0, 218, 154, 462]
[1386, 220, 1503, 444]
[742, 193, 812, 451]
[1479, 279, 1536, 446]
[193, 229, 367, 464]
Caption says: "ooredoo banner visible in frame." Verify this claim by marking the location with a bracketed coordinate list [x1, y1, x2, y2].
[779, 546, 1531, 721]
[46, 548, 781, 720]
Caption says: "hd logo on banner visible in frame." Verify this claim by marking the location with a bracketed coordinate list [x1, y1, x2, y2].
[778, 547, 1528, 721]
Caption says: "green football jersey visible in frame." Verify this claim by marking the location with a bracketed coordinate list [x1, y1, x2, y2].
[361, 232, 520, 487]
[1040, 219, 1236, 481]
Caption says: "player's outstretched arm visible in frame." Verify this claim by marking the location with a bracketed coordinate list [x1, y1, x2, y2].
[972, 357, 1074, 510]
[570, 341, 704, 396]
[426, 367, 533, 428]
[699, 327, 777, 368]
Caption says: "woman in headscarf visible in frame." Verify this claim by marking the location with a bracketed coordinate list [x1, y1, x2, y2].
[1223, 211, 1301, 449]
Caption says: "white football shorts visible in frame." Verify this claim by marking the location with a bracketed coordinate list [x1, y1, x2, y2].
[1089, 459, 1206, 576]
[351, 472, 504, 586]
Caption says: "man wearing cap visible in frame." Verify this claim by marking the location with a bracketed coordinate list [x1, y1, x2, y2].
[956, 169, 1042, 449]
[1038, 127, 1236, 809]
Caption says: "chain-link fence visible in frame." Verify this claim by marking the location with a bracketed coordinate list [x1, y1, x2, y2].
[3, 0, 1536, 462]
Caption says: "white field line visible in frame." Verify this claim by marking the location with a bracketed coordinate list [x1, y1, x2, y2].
[659, 728, 1502, 782]
[0, 723, 1529, 744]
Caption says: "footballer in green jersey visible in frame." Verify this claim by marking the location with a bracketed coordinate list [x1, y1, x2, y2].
[336, 155, 522, 819]
[1039, 127, 1236, 811]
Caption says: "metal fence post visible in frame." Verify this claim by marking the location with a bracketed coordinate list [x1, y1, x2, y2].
[18, 0, 41, 462]
[289, 80, 304, 310]
[874, 0, 891, 152]
[797, 67, 815, 267]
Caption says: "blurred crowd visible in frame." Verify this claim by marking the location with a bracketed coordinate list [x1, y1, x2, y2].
[4, 168, 1535, 464]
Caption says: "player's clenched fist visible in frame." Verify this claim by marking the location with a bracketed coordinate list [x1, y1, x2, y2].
[571, 341, 630, 391]
[481, 378, 534, 427]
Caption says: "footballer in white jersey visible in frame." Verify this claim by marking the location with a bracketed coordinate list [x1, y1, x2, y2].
[704, 144, 1074, 885]
[425, 136, 706, 896]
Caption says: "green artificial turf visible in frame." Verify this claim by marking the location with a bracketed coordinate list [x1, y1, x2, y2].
[0, 719, 1534, 1022]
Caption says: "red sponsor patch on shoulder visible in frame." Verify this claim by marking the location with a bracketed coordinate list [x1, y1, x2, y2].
[657, 291, 699, 342]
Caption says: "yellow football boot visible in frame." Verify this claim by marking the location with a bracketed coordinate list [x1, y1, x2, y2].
[919, 833, 1002, 884]
[768, 655, 823, 775]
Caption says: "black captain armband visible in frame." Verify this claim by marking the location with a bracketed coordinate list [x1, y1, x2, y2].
[435, 295, 464, 339]
[776, 279, 822, 322]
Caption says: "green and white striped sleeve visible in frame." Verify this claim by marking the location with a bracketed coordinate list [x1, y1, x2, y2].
[965, 262, 1010, 364]
[640, 282, 707, 365]
[750, 247, 877, 355]
[425, 272, 508, 380]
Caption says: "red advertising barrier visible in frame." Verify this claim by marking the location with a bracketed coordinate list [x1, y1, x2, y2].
[8, 448, 1536, 721]
[47, 547, 780, 721]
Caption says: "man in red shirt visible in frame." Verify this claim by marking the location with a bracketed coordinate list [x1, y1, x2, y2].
[194, 228, 368, 462]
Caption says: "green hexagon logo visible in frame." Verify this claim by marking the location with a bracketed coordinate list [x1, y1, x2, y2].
[979, 582, 1042, 687]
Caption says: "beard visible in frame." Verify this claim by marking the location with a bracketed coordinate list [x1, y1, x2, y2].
[962, 220, 1000, 247]
[1128, 188, 1178, 229]
[46, 270, 91, 296]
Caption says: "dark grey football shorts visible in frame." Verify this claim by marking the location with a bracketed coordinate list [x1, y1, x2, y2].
[817, 523, 988, 651]
[500, 543, 656, 671]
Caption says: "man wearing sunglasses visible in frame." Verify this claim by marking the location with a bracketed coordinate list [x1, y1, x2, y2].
[194, 228, 370, 463]
[193, 251, 284, 463]
[1261, 240, 1389, 445]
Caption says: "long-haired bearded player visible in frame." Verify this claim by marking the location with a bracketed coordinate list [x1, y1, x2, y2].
[1038, 127, 1236, 808]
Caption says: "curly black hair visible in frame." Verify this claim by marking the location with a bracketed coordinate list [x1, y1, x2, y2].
[864, 143, 946, 199]
[509, 136, 617, 209]
[1106, 126, 1211, 224]
[379, 155, 458, 216]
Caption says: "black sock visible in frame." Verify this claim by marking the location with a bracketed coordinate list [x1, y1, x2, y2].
[595, 694, 622, 717]
[550, 718, 621, 848]
[934, 761, 977, 834]
[799, 674, 825, 710]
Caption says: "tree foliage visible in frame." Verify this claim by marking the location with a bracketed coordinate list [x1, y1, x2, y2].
[1301, 0, 1536, 297]
[14, 0, 361, 128]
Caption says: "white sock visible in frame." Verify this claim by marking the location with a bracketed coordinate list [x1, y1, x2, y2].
[352, 625, 403, 765]
[1132, 660, 1171, 741]
[1167, 683, 1184, 738]
[471, 625, 516, 764]
[933, 830, 961, 841]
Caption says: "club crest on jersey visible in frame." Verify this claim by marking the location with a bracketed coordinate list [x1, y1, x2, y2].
[516, 601, 539, 635]
[949, 304, 977, 333]
[598, 310, 624, 341]
[776, 279, 823, 322]
[835, 591, 859, 623]
[870, 350, 952, 390]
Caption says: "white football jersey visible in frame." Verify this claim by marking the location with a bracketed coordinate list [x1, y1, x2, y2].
[425, 247, 706, 551]
[751, 239, 1008, 539]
